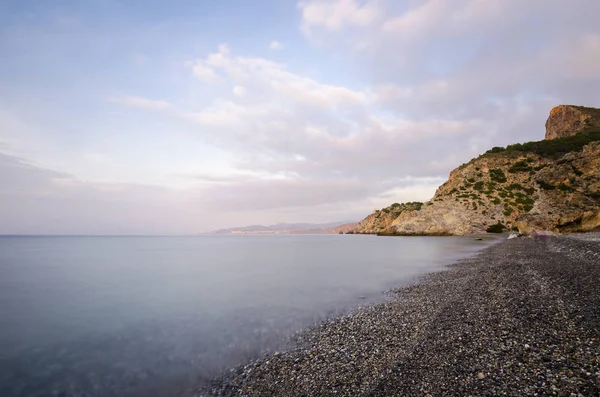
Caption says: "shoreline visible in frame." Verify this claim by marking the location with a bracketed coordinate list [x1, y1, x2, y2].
[196, 234, 600, 396]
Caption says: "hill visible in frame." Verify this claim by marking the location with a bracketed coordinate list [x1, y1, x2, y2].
[213, 221, 356, 235]
[351, 105, 600, 235]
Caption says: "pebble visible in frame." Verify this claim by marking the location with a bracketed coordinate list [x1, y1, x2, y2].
[196, 234, 600, 397]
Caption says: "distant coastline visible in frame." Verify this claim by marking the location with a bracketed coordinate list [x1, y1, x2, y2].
[212, 222, 356, 235]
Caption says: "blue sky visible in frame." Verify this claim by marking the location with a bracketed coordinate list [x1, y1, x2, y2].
[1, 0, 599, 234]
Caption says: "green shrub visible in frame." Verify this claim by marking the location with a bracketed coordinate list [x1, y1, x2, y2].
[508, 160, 533, 173]
[586, 191, 600, 203]
[516, 197, 535, 205]
[537, 180, 556, 190]
[473, 181, 484, 191]
[489, 168, 507, 183]
[506, 183, 524, 191]
[557, 183, 574, 192]
[486, 222, 506, 233]
[501, 129, 600, 158]
[486, 146, 506, 154]
[492, 197, 501, 205]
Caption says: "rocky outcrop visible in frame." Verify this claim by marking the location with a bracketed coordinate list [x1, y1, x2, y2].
[390, 142, 600, 235]
[516, 142, 600, 234]
[352, 105, 600, 236]
[545, 105, 600, 140]
[350, 202, 422, 234]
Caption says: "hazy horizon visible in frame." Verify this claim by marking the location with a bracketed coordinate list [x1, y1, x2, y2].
[1, 0, 599, 234]
[0, 219, 358, 236]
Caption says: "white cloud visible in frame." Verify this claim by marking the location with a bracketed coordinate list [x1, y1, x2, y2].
[233, 85, 247, 97]
[5, 1, 600, 233]
[187, 45, 368, 112]
[182, 101, 257, 127]
[298, 0, 381, 32]
[269, 40, 284, 50]
[179, 45, 488, 187]
[102, 0, 600, 228]
[109, 96, 172, 110]
[191, 63, 220, 83]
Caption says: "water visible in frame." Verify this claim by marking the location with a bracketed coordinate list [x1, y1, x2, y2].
[0, 234, 499, 396]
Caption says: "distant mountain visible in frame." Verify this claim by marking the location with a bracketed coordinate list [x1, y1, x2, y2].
[212, 221, 356, 234]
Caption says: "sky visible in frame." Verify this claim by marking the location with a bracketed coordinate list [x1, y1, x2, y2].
[1, 0, 599, 234]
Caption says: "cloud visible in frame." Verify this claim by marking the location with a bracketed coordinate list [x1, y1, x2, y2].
[199, 177, 369, 211]
[0, 151, 209, 234]
[0, 149, 383, 233]
[110, 96, 172, 110]
[154, 45, 499, 222]
[269, 40, 284, 50]
[298, 0, 382, 32]
[190, 64, 220, 83]
[3, 1, 600, 233]
[233, 85, 247, 97]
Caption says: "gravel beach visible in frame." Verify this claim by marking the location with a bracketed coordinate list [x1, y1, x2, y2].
[198, 234, 600, 396]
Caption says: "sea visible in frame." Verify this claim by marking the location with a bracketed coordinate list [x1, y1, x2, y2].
[0, 234, 500, 396]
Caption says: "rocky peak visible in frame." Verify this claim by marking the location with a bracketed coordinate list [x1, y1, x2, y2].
[545, 105, 600, 140]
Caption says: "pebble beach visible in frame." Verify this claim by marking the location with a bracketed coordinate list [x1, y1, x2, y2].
[197, 234, 600, 396]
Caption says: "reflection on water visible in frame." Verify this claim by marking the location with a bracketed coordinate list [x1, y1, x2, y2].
[0, 234, 500, 396]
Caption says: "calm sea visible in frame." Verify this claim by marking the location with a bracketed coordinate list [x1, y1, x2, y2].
[0, 234, 499, 396]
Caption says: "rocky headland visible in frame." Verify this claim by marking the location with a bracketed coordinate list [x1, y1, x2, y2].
[351, 105, 600, 236]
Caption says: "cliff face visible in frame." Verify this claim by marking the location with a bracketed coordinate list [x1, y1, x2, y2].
[350, 202, 422, 234]
[390, 142, 600, 235]
[352, 105, 600, 236]
[516, 142, 600, 233]
[545, 105, 600, 140]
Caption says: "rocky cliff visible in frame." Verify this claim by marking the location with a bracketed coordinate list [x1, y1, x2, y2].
[352, 105, 600, 236]
[545, 105, 600, 140]
[349, 202, 422, 234]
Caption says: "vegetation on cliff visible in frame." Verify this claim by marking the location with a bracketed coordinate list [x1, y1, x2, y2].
[351, 105, 600, 236]
[350, 202, 423, 235]
[485, 128, 600, 159]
